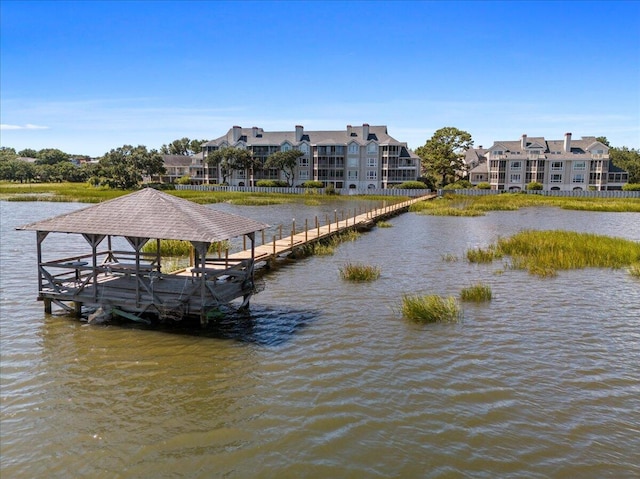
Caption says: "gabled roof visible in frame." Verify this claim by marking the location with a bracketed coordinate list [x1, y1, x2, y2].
[18, 188, 269, 243]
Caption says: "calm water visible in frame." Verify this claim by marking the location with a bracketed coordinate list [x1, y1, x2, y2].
[1, 200, 639, 478]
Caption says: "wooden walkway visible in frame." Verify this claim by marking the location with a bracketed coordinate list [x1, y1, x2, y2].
[228, 194, 435, 265]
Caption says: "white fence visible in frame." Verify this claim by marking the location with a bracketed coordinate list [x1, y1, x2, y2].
[438, 189, 640, 198]
[175, 185, 431, 197]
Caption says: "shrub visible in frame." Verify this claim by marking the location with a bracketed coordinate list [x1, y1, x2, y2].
[302, 180, 324, 188]
[325, 184, 338, 195]
[394, 181, 427, 189]
[476, 182, 491, 189]
[256, 179, 288, 187]
[176, 175, 191, 185]
[339, 262, 381, 282]
[443, 180, 472, 190]
[526, 181, 543, 190]
[622, 183, 640, 191]
[401, 294, 461, 323]
[460, 283, 492, 302]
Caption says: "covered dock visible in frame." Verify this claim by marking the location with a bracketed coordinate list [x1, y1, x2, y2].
[17, 188, 268, 325]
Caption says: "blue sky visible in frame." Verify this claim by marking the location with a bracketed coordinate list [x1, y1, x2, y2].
[1, 0, 639, 156]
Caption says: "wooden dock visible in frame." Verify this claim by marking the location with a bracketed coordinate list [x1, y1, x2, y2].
[185, 193, 436, 270]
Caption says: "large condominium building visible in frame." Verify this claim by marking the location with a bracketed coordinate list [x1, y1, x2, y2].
[467, 133, 628, 191]
[189, 124, 420, 188]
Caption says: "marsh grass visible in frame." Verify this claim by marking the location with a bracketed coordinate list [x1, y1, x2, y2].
[339, 262, 381, 282]
[441, 253, 459, 262]
[376, 220, 393, 228]
[460, 283, 492, 302]
[629, 263, 640, 278]
[401, 294, 462, 323]
[141, 239, 230, 256]
[311, 229, 362, 256]
[409, 194, 640, 215]
[467, 245, 502, 263]
[468, 230, 640, 277]
[0, 183, 126, 203]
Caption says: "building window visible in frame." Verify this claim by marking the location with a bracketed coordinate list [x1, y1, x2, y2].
[298, 157, 309, 167]
[348, 143, 359, 154]
[492, 150, 504, 157]
[367, 143, 378, 153]
[510, 174, 521, 183]
[573, 161, 586, 170]
[366, 170, 377, 180]
[572, 174, 585, 183]
[348, 170, 358, 180]
[347, 157, 358, 168]
[281, 143, 291, 151]
[236, 170, 246, 179]
[550, 174, 563, 183]
[367, 157, 377, 168]
[299, 170, 309, 180]
[511, 161, 521, 170]
[551, 161, 564, 171]
[299, 143, 309, 153]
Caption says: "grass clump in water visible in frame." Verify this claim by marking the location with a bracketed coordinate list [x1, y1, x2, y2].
[441, 253, 458, 262]
[401, 294, 461, 323]
[460, 283, 492, 302]
[467, 245, 502, 263]
[376, 220, 393, 228]
[627, 263, 640, 278]
[339, 262, 381, 282]
[468, 230, 640, 277]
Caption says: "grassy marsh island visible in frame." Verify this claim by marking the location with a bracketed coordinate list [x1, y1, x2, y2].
[401, 294, 462, 323]
[339, 262, 381, 282]
[410, 193, 640, 216]
[460, 283, 493, 302]
[467, 230, 640, 277]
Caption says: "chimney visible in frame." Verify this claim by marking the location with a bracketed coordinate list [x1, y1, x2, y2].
[232, 125, 242, 142]
[362, 123, 370, 140]
[252, 126, 258, 137]
[295, 125, 304, 142]
[347, 124, 352, 137]
[564, 132, 572, 152]
[521, 134, 527, 149]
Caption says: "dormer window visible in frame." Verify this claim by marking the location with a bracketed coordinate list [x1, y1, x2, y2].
[367, 143, 378, 154]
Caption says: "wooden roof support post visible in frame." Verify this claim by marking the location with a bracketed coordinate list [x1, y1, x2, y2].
[36, 231, 48, 298]
[192, 241, 210, 327]
[82, 233, 105, 302]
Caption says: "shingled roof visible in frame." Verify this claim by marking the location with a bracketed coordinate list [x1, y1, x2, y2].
[18, 188, 269, 243]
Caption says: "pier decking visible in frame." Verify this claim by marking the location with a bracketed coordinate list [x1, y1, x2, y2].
[182, 193, 436, 270]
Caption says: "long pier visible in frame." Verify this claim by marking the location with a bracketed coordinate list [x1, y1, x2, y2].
[227, 194, 436, 266]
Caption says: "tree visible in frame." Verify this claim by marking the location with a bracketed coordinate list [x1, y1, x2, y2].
[99, 145, 165, 189]
[35, 148, 70, 165]
[596, 136, 610, 147]
[206, 147, 257, 184]
[265, 150, 304, 186]
[415, 127, 473, 187]
[18, 148, 38, 158]
[610, 146, 640, 184]
[161, 137, 208, 156]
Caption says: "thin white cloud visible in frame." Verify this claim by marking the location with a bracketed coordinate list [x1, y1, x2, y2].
[0, 123, 49, 130]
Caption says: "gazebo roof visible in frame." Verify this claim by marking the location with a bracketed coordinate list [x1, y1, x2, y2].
[18, 188, 269, 243]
